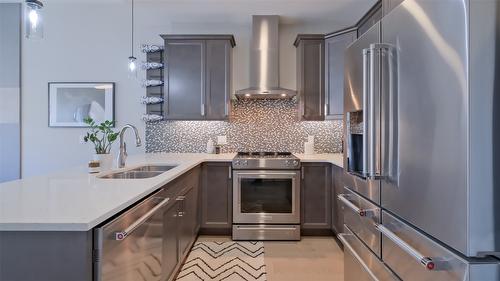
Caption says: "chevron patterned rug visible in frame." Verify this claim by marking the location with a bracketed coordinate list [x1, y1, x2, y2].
[175, 241, 266, 281]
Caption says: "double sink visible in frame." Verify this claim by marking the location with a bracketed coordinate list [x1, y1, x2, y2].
[98, 165, 177, 179]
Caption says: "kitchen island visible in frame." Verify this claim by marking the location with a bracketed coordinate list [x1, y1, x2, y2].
[0, 153, 343, 281]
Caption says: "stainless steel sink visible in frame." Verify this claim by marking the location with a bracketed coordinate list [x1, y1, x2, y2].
[128, 165, 177, 173]
[98, 165, 177, 179]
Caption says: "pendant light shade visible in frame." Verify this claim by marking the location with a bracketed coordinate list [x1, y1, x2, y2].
[25, 0, 44, 39]
[128, 56, 137, 78]
[128, 0, 136, 78]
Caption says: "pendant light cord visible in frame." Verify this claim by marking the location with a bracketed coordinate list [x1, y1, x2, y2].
[131, 0, 134, 57]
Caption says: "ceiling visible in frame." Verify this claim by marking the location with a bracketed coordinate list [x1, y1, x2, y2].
[2, 0, 377, 27]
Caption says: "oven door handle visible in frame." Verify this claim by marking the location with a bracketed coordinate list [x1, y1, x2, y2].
[234, 172, 299, 176]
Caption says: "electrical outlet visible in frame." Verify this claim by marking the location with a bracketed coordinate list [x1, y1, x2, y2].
[217, 135, 227, 145]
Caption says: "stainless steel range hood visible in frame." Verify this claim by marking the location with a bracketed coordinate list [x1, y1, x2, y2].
[235, 15, 296, 99]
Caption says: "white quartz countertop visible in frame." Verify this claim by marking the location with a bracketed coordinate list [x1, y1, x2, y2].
[0, 153, 342, 232]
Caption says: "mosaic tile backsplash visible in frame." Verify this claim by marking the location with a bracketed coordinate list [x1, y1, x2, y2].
[146, 99, 343, 153]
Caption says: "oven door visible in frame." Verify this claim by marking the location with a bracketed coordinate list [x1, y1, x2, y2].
[233, 170, 300, 224]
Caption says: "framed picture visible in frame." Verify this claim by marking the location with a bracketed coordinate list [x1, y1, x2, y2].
[48, 82, 115, 127]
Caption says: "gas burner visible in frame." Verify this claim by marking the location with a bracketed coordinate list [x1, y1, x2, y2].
[233, 151, 300, 170]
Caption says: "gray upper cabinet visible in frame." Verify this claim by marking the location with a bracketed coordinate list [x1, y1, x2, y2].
[161, 35, 235, 120]
[295, 35, 325, 121]
[324, 29, 357, 119]
[206, 40, 232, 120]
[164, 39, 206, 120]
[301, 163, 332, 231]
[200, 162, 232, 234]
[356, 0, 382, 37]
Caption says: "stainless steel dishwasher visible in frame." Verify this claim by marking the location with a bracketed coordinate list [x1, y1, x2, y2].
[93, 188, 171, 281]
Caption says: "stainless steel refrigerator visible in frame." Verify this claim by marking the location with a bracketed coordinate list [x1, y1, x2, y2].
[339, 0, 500, 280]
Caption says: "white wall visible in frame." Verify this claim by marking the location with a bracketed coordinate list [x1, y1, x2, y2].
[21, 2, 349, 177]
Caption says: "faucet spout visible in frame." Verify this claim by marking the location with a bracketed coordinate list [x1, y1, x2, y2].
[117, 124, 142, 168]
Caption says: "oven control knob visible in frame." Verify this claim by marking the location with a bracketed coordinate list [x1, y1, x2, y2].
[243, 160, 248, 166]
[292, 160, 299, 166]
[234, 160, 240, 166]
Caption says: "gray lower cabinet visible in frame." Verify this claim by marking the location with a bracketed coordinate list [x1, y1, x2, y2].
[161, 35, 235, 121]
[295, 35, 325, 121]
[324, 29, 357, 119]
[301, 163, 332, 231]
[331, 165, 345, 234]
[178, 183, 199, 258]
[200, 162, 232, 234]
[163, 200, 181, 280]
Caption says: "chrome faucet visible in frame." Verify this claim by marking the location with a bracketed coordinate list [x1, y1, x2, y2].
[117, 124, 142, 168]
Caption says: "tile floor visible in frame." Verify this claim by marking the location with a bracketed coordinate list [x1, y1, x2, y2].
[197, 236, 344, 281]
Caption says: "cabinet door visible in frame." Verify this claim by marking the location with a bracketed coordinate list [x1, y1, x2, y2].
[163, 201, 180, 280]
[331, 165, 344, 234]
[301, 163, 332, 230]
[201, 163, 232, 232]
[164, 40, 206, 120]
[178, 184, 199, 258]
[297, 39, 325, 121]
[205, 40, 231, 120]
[325, 31, 357, 119]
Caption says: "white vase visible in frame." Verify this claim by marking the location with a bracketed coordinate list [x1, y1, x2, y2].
[93, 153, 114, 171]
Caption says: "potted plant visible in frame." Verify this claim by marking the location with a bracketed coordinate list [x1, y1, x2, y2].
[82, 117, 119, 170]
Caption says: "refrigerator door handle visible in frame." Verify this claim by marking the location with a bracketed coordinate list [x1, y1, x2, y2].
[376, 224, 439, 271]
[362, 47, 370, 178]
[363, 45, 380, 180]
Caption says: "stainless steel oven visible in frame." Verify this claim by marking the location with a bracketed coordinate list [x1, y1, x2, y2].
[233, 170, 300, 224]
[232, 152, 301, 240]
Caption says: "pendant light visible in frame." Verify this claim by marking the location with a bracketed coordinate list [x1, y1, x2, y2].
[25, 0, 44, 39]
[128, 0, 137, 78]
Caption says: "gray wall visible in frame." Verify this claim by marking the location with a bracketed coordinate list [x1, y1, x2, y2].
[20, 1, 373, 177]
[0, 4, 21, 183]
[147, 99, 343, 153]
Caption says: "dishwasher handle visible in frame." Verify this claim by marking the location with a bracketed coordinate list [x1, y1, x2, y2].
[115, 197, 170, 241]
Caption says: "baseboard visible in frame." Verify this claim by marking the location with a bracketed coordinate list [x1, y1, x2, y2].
[198, 227, 232, 236]
[301, 228, 335, 236]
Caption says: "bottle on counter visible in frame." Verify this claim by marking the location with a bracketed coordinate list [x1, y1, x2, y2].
[88, 160, 100, 174]
[206, 139, 215, 154]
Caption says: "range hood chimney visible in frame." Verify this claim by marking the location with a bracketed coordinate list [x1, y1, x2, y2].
[236, 15, 296, 99]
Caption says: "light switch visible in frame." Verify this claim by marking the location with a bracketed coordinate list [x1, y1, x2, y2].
[217, 135, 227, 145]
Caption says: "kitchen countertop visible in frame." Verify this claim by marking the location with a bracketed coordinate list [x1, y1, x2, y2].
[296, 153, 343, 168]
[0, 153, 342, 232]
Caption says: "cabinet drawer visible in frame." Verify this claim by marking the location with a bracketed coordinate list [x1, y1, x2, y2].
[380, 211, 468, 281]
[339, 226, 400, 281]
[339, 187, 381, 256]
